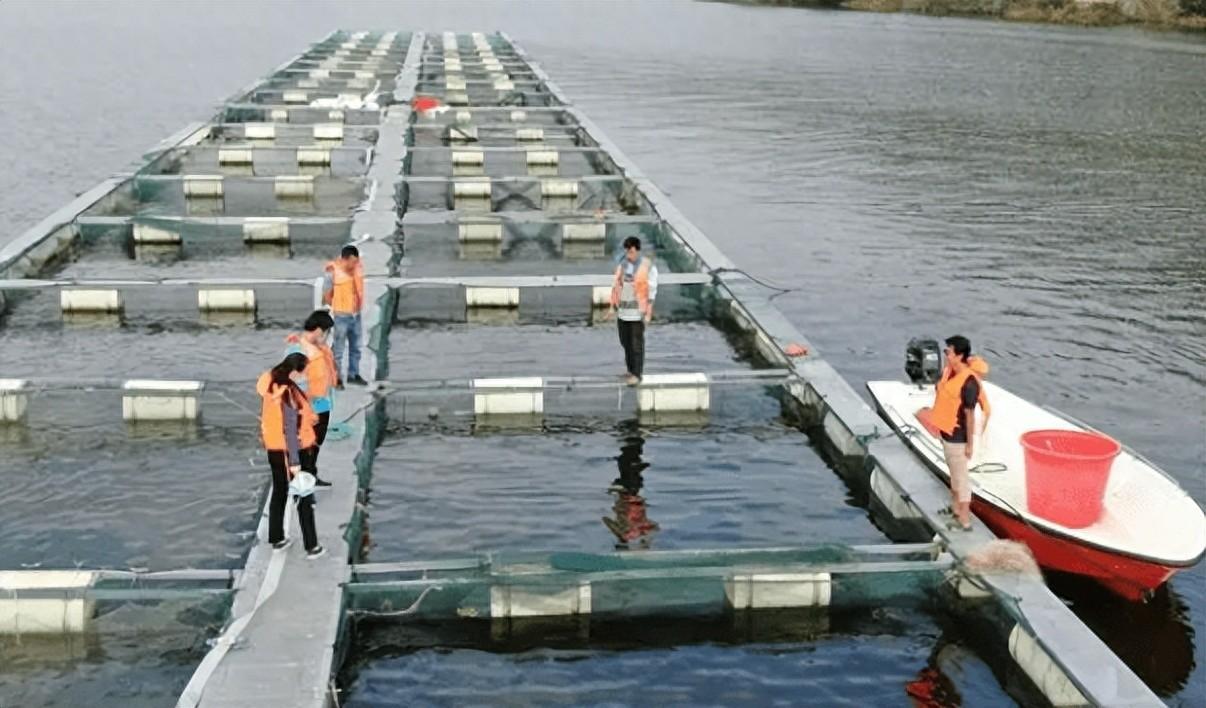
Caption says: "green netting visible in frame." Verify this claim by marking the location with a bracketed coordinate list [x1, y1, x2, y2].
[345, 545, 949, 622]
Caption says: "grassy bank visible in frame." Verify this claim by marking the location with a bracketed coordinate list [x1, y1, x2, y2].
[718, 0, 1206, 30]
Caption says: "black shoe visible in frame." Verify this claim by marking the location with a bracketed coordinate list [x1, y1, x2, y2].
[347, 375, 368, 386]
[314, 477, 333, 488]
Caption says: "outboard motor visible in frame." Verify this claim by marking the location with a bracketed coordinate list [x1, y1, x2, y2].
[905, 338, 942, 385]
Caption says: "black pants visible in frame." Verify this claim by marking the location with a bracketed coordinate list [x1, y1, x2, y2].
[301, 412, 331, 473]
[267, 450, 319, 551]
[618, 319, 645, 378]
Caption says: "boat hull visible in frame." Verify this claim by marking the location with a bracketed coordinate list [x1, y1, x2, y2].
[972, 494, 1179, 601]
[866, 379, 1204, 602]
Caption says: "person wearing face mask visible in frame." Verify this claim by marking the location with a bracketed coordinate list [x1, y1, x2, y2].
[256, 353, 324, 559]
[284, 311, 337, 488]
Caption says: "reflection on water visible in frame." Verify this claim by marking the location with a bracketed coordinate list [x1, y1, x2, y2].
[366, 419, 884, 559]
[0, 600, 220, 708]
[341, 608, 1021, 707]
[602, 421, 659, 548]
[1, 423, 262, 570]
[1048, 571, 1197, 696]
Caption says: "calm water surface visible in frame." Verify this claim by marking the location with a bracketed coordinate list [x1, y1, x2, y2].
[1, 0, 1202, 704]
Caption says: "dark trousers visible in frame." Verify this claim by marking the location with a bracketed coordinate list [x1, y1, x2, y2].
[618, 319, 645, 378]
[301, 412, 331, 473]
[267, 450, 319, 551]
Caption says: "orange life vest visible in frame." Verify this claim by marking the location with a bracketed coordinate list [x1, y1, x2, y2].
[283, 333, 336, 401]
[930, 366, 983, 436]
[324, 259, 364, 315]
[966, 356, 991, 424]
[256, 371, 318, 451]
[610, 257, 652, 316]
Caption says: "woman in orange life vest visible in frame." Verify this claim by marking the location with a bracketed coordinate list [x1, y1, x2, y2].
[927, 335, 988, 532]
[284, 311, 337, 487]
[608, 236, 658, 386]
[256, 353, 324, 558]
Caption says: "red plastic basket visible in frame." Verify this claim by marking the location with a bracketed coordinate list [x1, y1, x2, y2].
[1020, 429, 1121, 528]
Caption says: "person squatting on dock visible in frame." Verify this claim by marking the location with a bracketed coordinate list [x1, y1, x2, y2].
[285, 311, 337, 488]
[609, 236, 658, 386]
[257, 353, 326, 559]
[930, 335, 989, 532]
[324, 245, 368, 388]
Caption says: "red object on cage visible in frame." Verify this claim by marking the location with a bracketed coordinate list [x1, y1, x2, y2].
[411, 96, 446, 116]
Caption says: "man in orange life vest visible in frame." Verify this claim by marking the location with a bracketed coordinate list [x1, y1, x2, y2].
[323, 245, 368, 387]
[285, 310, 337, 488]
[931, 335, 984, 532]
[609, 236, 658, 386]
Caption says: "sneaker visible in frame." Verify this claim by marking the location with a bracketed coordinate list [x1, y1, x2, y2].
[314, 477, 333, 488]
[624, 374, 640, 386]
[271, 538, 292, 551]
[335, 379, 345, 390]
[347, 375, 369, 386]
[306, 545, 327, 560]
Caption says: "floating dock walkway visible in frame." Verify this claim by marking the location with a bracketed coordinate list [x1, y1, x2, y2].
[0, 30, 1163, 708]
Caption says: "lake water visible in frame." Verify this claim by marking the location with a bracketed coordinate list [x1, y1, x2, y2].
[1, 0, 1202, 704]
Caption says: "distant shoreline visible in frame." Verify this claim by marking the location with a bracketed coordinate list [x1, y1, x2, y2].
[713, 0, 1206, 31]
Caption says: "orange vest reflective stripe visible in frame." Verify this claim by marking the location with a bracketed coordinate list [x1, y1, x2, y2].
[325, 260, 364, 314]
[930, 367, 981, 436]
[284, 334, 336, 400]
[610, 257, 652, 315]
[257, 372, 318, 451]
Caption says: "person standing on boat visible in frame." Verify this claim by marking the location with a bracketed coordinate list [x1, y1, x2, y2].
[257, 353, 325, 559]
[285, 310, 337, 488]
[608, 236, 658, 386]
[931, 335, 984, 532]
[323, 245, 368, 388]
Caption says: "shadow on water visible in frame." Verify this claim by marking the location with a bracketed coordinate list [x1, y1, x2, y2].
[1046, 571, 1197, 697]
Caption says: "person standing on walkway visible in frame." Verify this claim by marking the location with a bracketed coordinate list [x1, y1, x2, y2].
[256, 353, 325, 559]
[929, 335, 984, 532]
[609, 236, 658, 386]
[285, 310, 337, 488]
[324, 245, 367, 387]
